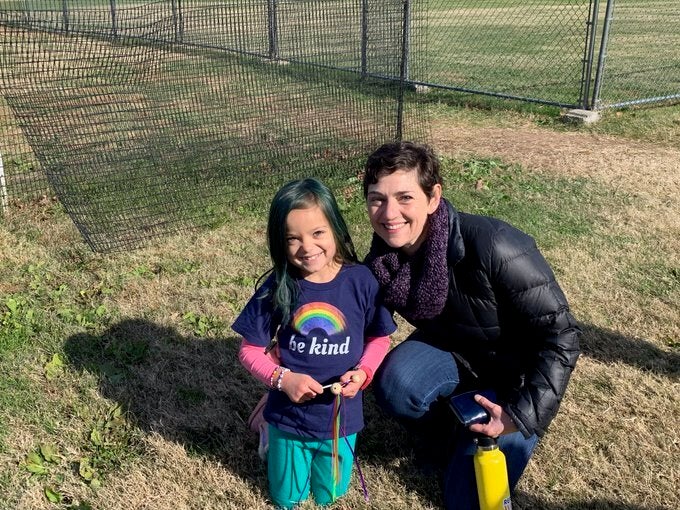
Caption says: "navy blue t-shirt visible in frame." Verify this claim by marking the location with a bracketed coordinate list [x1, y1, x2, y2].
[232, 264, 396, 439]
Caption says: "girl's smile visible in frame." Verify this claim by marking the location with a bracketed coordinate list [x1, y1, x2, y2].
[285, 205, 340, 283]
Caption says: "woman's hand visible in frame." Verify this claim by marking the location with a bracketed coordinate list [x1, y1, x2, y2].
[469, 394, 518, 437]
[279, 371, 323, 403]
[339, 369, 366, 398]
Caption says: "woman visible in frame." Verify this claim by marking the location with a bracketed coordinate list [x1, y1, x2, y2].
[362, 141, 581, 509]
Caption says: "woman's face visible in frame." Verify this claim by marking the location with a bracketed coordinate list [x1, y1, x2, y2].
[366, 169, 441, 256]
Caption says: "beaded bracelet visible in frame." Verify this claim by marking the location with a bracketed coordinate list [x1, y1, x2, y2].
[270, 367, 280, 389]
[276, 368, 290, 391]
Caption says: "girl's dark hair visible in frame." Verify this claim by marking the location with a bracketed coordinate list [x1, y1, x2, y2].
[265, 178, 357, 324]
[363, 141, 443, 198]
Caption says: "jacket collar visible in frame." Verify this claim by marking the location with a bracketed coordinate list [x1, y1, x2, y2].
[444, 198, 465, 266]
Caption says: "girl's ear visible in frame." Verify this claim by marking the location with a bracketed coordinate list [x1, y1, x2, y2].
[427, 183, 442, 214]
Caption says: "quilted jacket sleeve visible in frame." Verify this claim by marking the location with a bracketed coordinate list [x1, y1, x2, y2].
[489, 224, 581, 438]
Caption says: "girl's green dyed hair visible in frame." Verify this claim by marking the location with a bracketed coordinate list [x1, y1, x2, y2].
[265, 178, 357, 325]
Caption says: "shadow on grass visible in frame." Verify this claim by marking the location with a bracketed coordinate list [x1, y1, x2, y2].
[64, 318, 268, 497]
[63, 317, 445, 507]
[63, 318, 675, 508]
[356, 322, 680, 509]
[580, 324, 679, 378]
[360, 389, 445, 507]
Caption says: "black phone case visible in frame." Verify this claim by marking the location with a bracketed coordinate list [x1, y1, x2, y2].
[448, 389, 497, 427]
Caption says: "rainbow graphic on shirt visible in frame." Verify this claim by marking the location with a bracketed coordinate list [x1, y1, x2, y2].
[292, 302, 346, 336]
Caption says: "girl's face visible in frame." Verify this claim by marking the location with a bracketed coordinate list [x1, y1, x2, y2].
[366, 168, 441, 256]
[285, 205, 339, 283]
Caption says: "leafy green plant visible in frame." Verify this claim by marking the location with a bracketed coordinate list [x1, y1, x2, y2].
[104, 336, 149, 367]
[1, 296, 38, 352]
[44, 353, 65, 381]
[57, 303, 108, 329]
[44, 485, 63, 503]
[26, 262, 52, 294]
[78, 403, 139, 488]
[23, 444, 60, 477]
[182, 311, 223, 337]
[129, 264, 157, 279]
[78, 457, 101, 488]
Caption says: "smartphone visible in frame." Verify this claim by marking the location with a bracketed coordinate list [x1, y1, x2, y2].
[448, 389, 497, 427]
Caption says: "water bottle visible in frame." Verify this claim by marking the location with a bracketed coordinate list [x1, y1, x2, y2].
[473, 435, 512, 510]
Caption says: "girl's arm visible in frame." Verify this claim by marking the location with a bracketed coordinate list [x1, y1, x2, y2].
[238, 339, 280, 387]
[340, 335, 391, 397]
[239, 339, 324, 402]
[357, 335, 391, 389]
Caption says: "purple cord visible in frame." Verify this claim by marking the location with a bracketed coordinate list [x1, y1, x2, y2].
[294, 393, 370, 504]
[339, 403, 370, 502]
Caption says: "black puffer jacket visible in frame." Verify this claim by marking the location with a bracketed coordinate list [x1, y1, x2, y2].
[411, 200, 581, 438]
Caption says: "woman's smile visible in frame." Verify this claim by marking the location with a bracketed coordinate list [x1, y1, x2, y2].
[366, 169, 441, 256]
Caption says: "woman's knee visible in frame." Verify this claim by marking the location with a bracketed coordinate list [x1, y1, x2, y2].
[374, 340, 460, 419]
[374, 362, 425, 418]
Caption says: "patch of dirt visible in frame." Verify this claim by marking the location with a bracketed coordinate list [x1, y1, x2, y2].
[432, 119, 679, 197]
[431, 119, 680, 235]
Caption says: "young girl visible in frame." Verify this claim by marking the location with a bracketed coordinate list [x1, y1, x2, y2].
[233, 178, 396, 508]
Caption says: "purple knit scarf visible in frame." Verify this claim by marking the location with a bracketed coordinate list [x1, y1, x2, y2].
[365, 200, 449, 322]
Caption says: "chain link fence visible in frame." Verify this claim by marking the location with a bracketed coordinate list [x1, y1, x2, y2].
[411, 0, 593, 107]
[0, 0, 422, 251]
[407, 0, 679, 110]
[1, 0, 677, 251]
[590, 0, 680, 109]
[362, 0, 680, 110]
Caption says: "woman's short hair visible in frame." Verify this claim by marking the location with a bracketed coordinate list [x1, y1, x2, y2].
[363, 141, 443, 198]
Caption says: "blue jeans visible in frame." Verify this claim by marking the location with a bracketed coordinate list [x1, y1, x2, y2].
[374, 336, 539, 510]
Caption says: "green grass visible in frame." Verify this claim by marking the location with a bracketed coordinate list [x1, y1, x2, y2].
[0, 4, 678, 507]
[440, 157, 603, 246]
[2, 138, 677, 508]
[418, 87, 680, 146]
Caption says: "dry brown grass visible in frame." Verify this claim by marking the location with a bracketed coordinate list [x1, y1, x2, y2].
[1, 112, 678, 510]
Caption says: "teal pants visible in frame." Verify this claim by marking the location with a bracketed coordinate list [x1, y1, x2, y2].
[267, 424, 357, 509]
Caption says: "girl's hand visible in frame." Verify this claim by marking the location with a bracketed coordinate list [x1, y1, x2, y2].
[468, 394, 518, 437]
[339, 369, 366, 398]
[280, 371, 323, 403]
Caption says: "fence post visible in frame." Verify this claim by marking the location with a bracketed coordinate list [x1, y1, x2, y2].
[178, 0, 184, 42]
[591, 0, 615, 110]
[110, 0, 118, 38]
[361, 0, 368, 77]
[579, 0, 599, 109]
[267, 0, 279, 60]
[61, 0, 69, 34]
[0, 152, 7, 215]
[396, 0, 411, 140]
[171, 0, 180, 43]
[402, 0, 411, 82]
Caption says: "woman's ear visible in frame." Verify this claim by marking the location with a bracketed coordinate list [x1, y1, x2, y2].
[427, 183, 442, 214]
